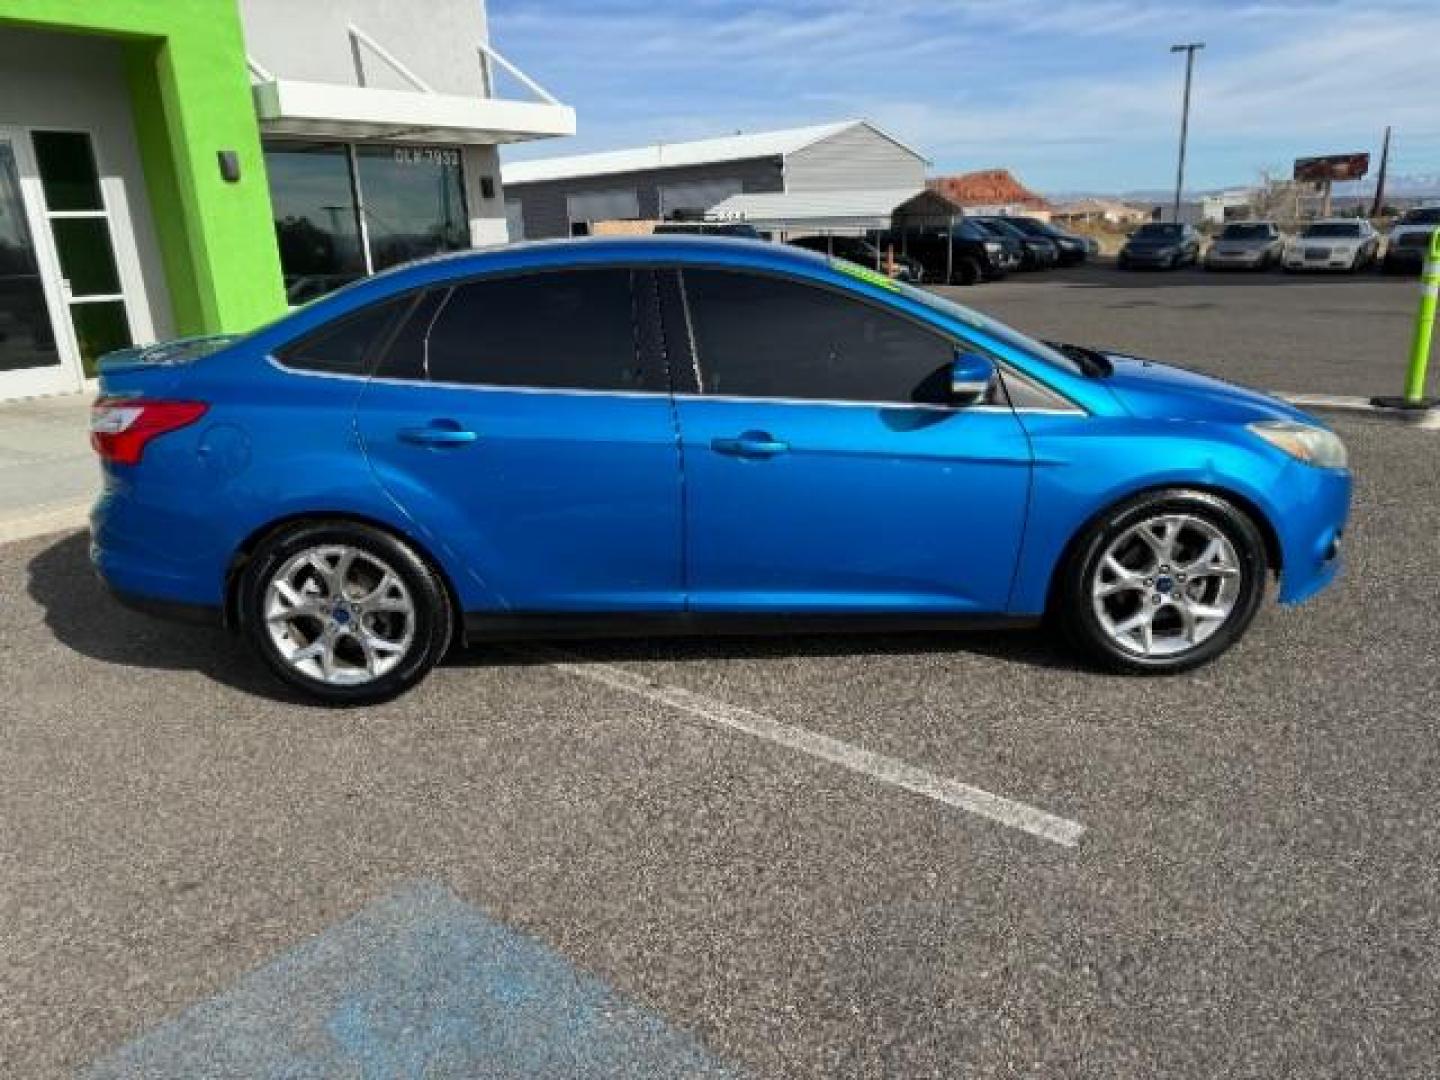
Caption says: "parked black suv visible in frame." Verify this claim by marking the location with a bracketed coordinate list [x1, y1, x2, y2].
[872, 219, 1019, 285]
[999, 216, 1093, 264]
[972, 217, 1058, 270]
[786, 234, 925, 283]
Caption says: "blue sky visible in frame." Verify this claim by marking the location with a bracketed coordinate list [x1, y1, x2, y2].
[492, 0, 1440, 194]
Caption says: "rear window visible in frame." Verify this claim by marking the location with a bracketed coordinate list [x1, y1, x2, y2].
[1132, 223, 1181, 239]
[277, 298, 405, 376]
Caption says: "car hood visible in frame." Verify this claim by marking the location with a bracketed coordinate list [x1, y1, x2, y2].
[1213, 238, 1271, 250]
[1100, 354, 1313, 424]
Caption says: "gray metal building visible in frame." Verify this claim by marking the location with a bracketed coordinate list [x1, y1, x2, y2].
[500, 120, 928, 239]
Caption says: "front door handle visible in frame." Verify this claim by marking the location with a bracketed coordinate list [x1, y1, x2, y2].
[399, 421, 478, 448]
[711, 431, 790, 458]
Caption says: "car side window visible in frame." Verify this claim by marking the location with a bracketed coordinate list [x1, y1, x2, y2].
[277, 297, 406, 376]
[374, 289, 449, 381]
[679, 268, 954, 405]
[416, 268, 656, 391]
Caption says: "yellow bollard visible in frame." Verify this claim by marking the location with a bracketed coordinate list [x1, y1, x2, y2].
[1374, 227, 1440, 411]
[1403, 229, 1440, 404]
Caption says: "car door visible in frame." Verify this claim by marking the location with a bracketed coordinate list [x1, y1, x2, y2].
[663, 266, 1033, 614]
[355, 267, 685, 613]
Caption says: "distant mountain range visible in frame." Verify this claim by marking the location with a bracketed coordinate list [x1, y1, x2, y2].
[1047, 174, 1440, 203]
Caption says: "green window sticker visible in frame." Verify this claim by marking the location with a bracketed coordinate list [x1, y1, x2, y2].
[831, 258, 899, 291]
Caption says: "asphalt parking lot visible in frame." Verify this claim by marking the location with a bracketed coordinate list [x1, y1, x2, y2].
[948, 260, 1422, 401]
[4, 271, 1439, 1077]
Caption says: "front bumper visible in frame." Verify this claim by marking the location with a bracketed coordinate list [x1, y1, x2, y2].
[1284, 249, 1358, 270]
[1383, 247, 1426, 271]
[1273, 461, 1352, 605]
[1206, 250, 1269, 268]
[1119, 250, 1180, 267]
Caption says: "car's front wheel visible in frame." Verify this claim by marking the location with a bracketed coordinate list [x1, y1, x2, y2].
[1056, 490, 1268, 674]
[238, 520, 454, 705]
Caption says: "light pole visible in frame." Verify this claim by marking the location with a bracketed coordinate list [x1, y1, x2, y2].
[1169, 42, 1204, 224]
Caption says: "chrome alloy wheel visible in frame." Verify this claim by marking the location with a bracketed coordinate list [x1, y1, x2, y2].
[263, 544, 415, 685]
[1090, 514, 1242, 658]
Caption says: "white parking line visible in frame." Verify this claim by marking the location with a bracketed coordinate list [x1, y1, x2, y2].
[530, 647, 1086, 848]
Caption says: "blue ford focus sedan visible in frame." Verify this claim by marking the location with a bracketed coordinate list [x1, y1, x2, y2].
[89, 237, 1350, 704]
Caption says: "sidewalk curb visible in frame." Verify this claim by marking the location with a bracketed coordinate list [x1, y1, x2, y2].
[1277, 393, 1440, 430]
[0, 501, 91, 546]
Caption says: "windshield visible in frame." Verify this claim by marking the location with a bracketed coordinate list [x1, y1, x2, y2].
[1401, 207, 1440, 225]
[1220, 224, 1272, 240]
[891, 279, 1086, 377]
[1005, 218, 1048, 237]
[972, 220, 1013, 238]
[1132, 223, 1181, 240]
[1303, 222, 1362, 238]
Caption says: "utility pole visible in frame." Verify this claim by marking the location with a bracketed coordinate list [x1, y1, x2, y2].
[1170, 42, 1205, 224]
[1371, 125, 1392, 218]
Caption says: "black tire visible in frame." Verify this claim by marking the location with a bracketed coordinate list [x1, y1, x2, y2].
[953, 256, 982, 286]
[1053, 489, 1269, 675]
[238, 520, 454, 705]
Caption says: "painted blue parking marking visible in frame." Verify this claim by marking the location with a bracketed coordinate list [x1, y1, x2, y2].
[86, 880, 737, 1079]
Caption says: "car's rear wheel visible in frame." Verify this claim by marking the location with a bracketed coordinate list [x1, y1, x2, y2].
[238, 521, 453, 705]
[1056, 490, 1268, 674]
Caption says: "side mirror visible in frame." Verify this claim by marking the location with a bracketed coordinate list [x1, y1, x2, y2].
[950, 351, 995, 405]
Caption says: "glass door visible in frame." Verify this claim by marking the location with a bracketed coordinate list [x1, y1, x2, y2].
[0, 128, 81, 399]
[30, 130, 134, 379]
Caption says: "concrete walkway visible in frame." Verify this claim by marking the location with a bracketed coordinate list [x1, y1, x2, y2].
[0, 391, 95, 543]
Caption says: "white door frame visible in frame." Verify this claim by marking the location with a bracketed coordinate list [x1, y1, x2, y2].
[0, 124, 84, 400]
[29, 124, 157, 393]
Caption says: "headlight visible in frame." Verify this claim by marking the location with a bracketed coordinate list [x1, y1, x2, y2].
[1248, 420, 1348, 469]
[984, 241, 1001, 253]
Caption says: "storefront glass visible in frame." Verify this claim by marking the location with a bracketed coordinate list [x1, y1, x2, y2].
[264, 141, 468, 303]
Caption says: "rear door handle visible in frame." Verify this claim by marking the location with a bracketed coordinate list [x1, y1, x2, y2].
[399, 422, 478, 447]
[711, 432, 790, 458]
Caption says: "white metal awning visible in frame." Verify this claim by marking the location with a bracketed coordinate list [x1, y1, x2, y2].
[704, 187, 958, 231]
[249, 27, 575, 145]
[252, 80, 575, 144]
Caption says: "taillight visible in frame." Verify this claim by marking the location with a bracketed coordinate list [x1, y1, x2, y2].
[90, 398, 208, 465]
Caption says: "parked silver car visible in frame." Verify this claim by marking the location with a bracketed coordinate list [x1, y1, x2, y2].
[1204, 221, 1284, 271]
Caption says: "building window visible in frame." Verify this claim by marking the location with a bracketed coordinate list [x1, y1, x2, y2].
[504, 200, 526, 241]
[264, 142, 366, 305]
[264, 141, 468, 304]
[354, 145, 468, 273]
[565, 189, 640, 236]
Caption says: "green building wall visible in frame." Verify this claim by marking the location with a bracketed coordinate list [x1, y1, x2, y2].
[0, 0, 287, 337]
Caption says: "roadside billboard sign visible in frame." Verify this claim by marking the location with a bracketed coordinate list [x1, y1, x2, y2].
[1294, 153, 1370, 183]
